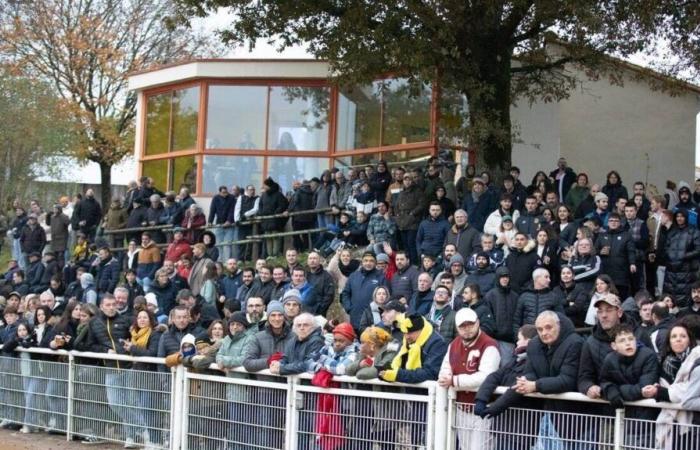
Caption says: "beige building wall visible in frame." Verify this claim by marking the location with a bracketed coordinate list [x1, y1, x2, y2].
[558, 67, 699, 192]
[510, 99, 560, 182]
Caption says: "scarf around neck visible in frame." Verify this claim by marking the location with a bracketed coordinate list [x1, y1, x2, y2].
[130, 326, 152, 349]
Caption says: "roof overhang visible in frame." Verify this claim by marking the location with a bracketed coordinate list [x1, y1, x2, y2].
[128, 59, 331, 92]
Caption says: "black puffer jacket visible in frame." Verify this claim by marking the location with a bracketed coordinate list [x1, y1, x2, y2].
[595, 228, 636, 287]
[600, 346, 660, 420]
[288, 184, 315, 225]
[484, 283, 519, 343]
[259, 179, 289, 232]
[523, 314, 583, 410]
[476, 349, 542, 417]
[87, 312, 132, 368]
[158, 322, 199, 358]
[513, 287, 564, 336]
[662, 214, 700, 308]
[577, 313, 651, 395]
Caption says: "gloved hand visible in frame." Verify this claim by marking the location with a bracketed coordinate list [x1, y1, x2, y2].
[608, 394, 624, 410]
[474, 400, 488, 418]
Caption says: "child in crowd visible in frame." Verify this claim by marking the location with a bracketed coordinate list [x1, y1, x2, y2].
[312, 323, 359, 376]
[600, 323, 660, 447]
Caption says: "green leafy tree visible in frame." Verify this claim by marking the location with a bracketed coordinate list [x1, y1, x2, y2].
[1, 0, 220, 207]
[0, 68, 74, 207]
[175, 0, 697, 170]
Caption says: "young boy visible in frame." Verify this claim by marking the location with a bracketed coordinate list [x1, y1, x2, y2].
[600, 323, 660, 446]
[312, 322, 359, 376]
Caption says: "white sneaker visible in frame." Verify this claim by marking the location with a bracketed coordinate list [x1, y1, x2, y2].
[124, 438, 138, 449]
[19, 425, 32, 434]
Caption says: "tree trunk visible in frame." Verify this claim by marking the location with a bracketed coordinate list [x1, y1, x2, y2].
[461, 50, 513, 179]
[99, 160, 112, 211]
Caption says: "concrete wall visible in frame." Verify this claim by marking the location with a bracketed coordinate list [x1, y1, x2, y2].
[510, 99, 560, 182]
[558, 68, 699, 191]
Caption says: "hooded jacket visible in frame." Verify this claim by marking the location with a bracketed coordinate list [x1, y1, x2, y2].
[96, 256, 121, 294]
[662, 209, 700, 307]
[259, 179, 289, 232]
[484, 281, 519, 343]
[505, 240, 538, 294]
[394, 184, 427, 231]
[595, 227, 636, 287]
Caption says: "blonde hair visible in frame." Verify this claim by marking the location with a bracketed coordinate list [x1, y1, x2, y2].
[360, 326, 391, 348]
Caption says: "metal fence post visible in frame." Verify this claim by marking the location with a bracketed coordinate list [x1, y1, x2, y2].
[613, 408, 626, 450]
[433, 385, 449, 450]
[65, 353, 75, 442]
[170, 365, 186, 450]
[445, 388, 457, 449]
[286, 376, 299, 450]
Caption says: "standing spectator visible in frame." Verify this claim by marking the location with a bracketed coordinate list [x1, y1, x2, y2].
[565, 173, 590, 212]
[164, 228, 192, 262]
[20, 214, 47, 262]
[341, 252, 387, 333]
[394, 174, 426, 265]
[463, 177, 494, 232]
[234, 185, 260, 261]
[181, 204, 205, 245]
[314, 170, 337, 229]
[136, 232, 161, 292]
[385, 167, 405, 207]
[410, 273, 435, 316]
[389, 251, 419, 303]
[102, 198, 128, 249]
[416, 202, 450, 259]
[515, 196, 543, 239]
[334, 171, 353, 211]
[549, 158, 576, 203]
[270, 313, 324, 376]
[188, 243, 213, 297]
[596, 212, 637, 300]
[159, 305, 199, 367]
[284, 268, 320, 315]
[359, 286, 391, 332]
[602, 171, 628, 211]
[71, 189, 102, 241]
[505, 232, 538, 294]
[305, 252, 336, 317]
[9, 207, 28, 268]
[438, 307, 500, 450]
[242, 301, 295, 372]
[677, 281, 700, 319]
[464, 252, 496, 294]
[95, 245, 120, 295]
[47, 204, 70, 268]
[646, 195, 666, 295]
[25, 252, 45, 294]
[208, 186, 236, 262]
[484, 193, 520, 237]
[513, 268, 563, 336]
[427, 286, 458, 343]
[126, 198, 148, 243]
[287, 180, 315, 252]
[460, 284, 496, 335]
[555, 266, 591, 327]
[258, 177, 289, 257]
[624, 202, 649, 294]
[662, 209, 700, 308]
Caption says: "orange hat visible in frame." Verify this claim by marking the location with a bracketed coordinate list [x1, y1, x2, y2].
[332, 322, 356, 341]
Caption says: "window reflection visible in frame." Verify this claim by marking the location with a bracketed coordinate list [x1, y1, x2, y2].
[145, 93, 171, 156]
[142, 159, 168, 192]
[171, 156, 197, 191]
[382, 79, 431, 145]
[206, 86, 267, 149]
[268, 87, 330, 151]
[267, 157, 329, 194]
[336, 84, 382, 150]
[202, 155, 263, 194]
[170, 87, 200, 151]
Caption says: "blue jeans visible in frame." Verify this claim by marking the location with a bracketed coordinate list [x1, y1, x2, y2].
[214, 226, 236, 262]
[105, 371, 143, 441]
[24, 376, 46, 428]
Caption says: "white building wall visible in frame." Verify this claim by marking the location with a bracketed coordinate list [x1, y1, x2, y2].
[558, 68, 700, 191]
[510, 99, 561, 182]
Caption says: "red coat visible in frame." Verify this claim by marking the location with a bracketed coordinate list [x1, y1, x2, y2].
[165, 239, 192, 263]
[181, 212, 205, 243]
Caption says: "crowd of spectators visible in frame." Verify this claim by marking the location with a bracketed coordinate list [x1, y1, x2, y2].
[0, 157, 700, 448]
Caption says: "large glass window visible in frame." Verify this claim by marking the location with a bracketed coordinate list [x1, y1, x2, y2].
[171, 156, 197, 192]
[142, 159, 168, 192]
[201, 155, 264, 194]
[170, 88, 200, 151]
[144, 86, 200, 156]
[267, 156, 330, 194]
[206, 86, 267, 149]
[268, 87, 330, 151]
[336, 83, 382, 151]
[382, 79, 431, 145]
[144, 93, 171, 156]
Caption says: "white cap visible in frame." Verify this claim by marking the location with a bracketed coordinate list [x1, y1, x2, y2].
[145, 293, 158, 309]
[455, 308, 478, 326]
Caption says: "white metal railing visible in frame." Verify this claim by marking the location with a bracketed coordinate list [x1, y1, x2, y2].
[0, 346, 697, 450]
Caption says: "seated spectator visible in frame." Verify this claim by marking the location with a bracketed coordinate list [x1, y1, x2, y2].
[438, 308, 500, 450]
[95, 246, 120, 295]
[379, 314, 447, 383]
[311, 322, 359, 376]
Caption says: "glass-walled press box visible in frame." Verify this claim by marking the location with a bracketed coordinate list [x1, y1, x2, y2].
[131, 60, 438, 196]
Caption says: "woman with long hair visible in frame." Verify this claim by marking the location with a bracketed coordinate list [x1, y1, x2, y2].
[584, 275, 618, 326]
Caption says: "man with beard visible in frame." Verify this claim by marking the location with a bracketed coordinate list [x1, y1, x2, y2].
[515, 196, 543, 239]
[234, 268, 255, 309]
[243, 296, 267, 332]
[467, 234, 505, 272]
[427, 285, 457, 342]
[677, 281, 700, 319]
[505, 233, 539, 294]
[463, 177, 495, 232]
[245, 265, 275, 305]
[433, 254, 468, 298]
[445, 209, 481, 262]
[390, 251, 419, 303]
[341, 252, 387, 333]
[596, 212, 636, 300]
[465, 252, 496, 294]
[438, 307, 500, 450]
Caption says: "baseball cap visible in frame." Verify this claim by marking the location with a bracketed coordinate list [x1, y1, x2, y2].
[455, 308, 479, 326]
[593, 293, 621, 309]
